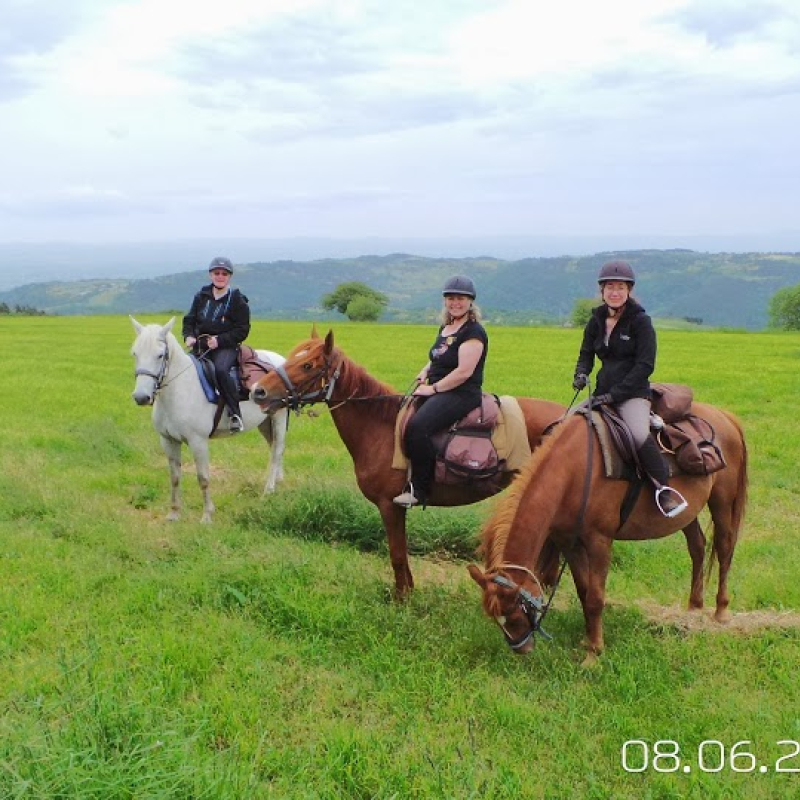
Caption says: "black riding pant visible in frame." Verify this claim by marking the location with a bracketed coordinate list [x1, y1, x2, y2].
[208, 347, 241, 417]
[404, 391, 482, 499]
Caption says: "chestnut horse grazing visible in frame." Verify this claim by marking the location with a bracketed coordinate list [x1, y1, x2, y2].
[468, 403, 748, 658]
[251, 329, 565, 598]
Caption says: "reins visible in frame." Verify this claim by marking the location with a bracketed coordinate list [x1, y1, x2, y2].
[494, 379, 597, 649]
[134, 335, 212, 399]
[270, 354, 414, 416]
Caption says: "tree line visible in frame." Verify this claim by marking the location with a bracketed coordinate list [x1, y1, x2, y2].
[322, 280, 800, 331]
[0, 303, 47, 316]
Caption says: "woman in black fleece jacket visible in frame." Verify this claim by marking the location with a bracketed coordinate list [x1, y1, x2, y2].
[573, 260, 687, 518]
[182, 256, 250, 432]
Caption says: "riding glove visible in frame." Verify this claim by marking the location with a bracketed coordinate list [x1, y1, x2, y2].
[572, 373, 588, 391]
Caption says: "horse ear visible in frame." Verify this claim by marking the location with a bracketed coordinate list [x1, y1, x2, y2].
[162, 317, 176, 335]
[324, 329, 335, 354]
[467, 564, 487, 589]
[130, 316, 143, 334]
[310, 324, 319, 339]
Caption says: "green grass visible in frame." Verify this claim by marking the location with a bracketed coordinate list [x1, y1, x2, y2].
[0, 315, 798, 798]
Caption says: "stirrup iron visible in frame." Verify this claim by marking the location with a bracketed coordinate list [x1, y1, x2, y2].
[655, 486, 688, 518]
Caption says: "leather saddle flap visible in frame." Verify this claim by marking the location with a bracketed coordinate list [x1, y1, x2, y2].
[392, 393, 531, 473]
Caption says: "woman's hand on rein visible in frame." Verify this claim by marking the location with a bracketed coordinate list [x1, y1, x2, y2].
[412, 383, 437, 397]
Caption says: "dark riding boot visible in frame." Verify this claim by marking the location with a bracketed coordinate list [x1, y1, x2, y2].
[636, 436, 688, 518]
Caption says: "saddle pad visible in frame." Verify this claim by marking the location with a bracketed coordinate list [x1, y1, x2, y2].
[191, 355, 219, 403]
[584, 412, 624, 480]
[577, 409, 678, 481]
[391, 395, 531, 473]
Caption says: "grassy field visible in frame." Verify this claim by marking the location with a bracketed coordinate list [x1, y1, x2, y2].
[1, 314, 799, 799]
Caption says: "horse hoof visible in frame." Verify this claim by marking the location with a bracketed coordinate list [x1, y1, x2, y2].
[200, 515, 213, 525]
[580, 651, 601, 668]
[714, 608, 732, 624]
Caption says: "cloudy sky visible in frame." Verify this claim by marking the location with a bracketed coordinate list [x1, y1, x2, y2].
[2, 0, 799, 251]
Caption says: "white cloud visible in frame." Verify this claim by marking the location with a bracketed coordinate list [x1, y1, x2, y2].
[0, 0, 799, 248]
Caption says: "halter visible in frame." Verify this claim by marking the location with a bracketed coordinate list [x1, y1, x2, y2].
[134, 335, 171, 399]
[491, 563, 555, 651]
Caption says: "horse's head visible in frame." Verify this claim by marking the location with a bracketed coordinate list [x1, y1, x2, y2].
[130, 317, 175, 406]
[468, 563, 548, 655]
[251, 327, 339, 414]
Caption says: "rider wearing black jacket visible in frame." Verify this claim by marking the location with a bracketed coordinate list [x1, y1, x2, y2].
[182, 256, 250, 432]
[573, 260, 687, 518]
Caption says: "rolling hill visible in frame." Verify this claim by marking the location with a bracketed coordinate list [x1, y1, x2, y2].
[4, 249, 800, 329]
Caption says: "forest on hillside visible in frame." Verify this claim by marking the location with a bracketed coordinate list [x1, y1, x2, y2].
[3, 249, 799, 329]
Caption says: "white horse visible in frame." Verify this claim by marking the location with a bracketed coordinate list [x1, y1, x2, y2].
[130, 317, 288, 523]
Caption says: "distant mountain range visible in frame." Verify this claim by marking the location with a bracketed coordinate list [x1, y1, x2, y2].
[3, 248, 800, 330]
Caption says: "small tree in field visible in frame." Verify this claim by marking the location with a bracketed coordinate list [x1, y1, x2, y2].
[345, 294, 384, 322]
[322, 282, 388, 322]
[571, 298, 597, 328]
[769, 284, 800, 330]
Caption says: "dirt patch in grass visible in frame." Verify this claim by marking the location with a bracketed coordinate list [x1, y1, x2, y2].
[637, 602, 800, 633]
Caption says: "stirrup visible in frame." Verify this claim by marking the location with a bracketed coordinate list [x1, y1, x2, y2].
[393, 482, 420, 509]
[655, 486, 688, 518]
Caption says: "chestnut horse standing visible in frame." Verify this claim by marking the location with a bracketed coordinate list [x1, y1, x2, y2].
[468, 403, 748, 658]
[251, 329, 566, 598]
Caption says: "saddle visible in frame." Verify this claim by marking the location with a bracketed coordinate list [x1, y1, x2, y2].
[586, 383, 727, 480]
[191, 345, 278, 405]
[237, 345, 278, 394]
[392, 393, 532, 497]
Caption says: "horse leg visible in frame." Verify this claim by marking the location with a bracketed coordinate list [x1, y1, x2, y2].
[160, 435, 183, 522]
[707, 500, 736, 624]
[377, 501, 414, 599]
[258, 408, 288, 493]
[567, 537, 613, 660]
[187, 435, 215, 524]
[682, 518, 707, 611]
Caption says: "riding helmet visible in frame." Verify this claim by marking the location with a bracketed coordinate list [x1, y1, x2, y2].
[442, 275, 477, 299]
[597, 260, 635, 285]
[208, 256, 234, 274]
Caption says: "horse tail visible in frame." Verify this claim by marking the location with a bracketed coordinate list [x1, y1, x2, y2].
[258, 411, 278, 445]
[705, 409, 748, 580]
[723, 409, 748, 543]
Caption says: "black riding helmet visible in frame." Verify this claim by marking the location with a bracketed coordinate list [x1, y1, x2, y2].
[442, 274, 477, 298]
[598, 260, 635, 285]
[209, 256, 234, 275]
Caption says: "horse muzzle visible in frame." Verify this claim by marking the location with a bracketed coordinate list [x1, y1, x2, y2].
[251, 386, 288, 414]
[132, 390, 154, 406]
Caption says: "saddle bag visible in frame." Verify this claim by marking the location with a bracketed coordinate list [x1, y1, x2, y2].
[237, 345, 276, 393]
[660, 415, 727, 475]
[650, 382, 694, 423]
[433, 395, 505, 486]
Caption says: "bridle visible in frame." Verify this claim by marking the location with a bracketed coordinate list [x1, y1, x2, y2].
[134, 335, 171, 400]
[261, 349, 408, 414]
[491, 562, 559, 651]
[268, 350, 343, 413]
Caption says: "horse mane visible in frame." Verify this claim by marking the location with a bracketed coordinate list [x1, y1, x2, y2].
[289, 336, 402, 425]
[478, 420, 570, 571]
